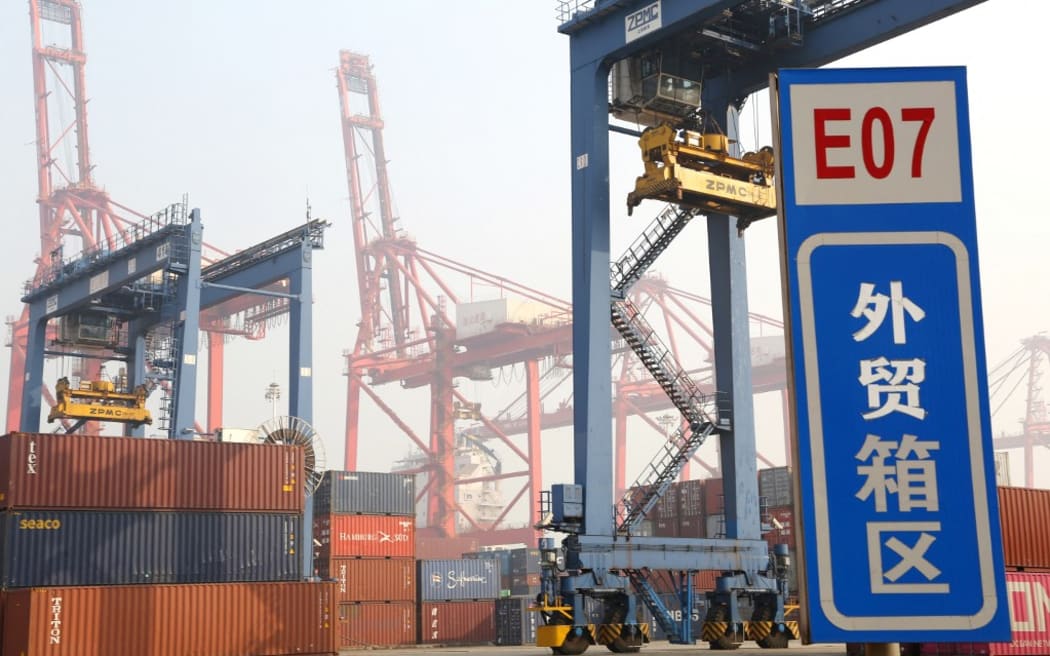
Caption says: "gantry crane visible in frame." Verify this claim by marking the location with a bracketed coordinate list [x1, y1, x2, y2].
[337, 52, 793, 545]
[8, 0, 297, 435]
[989, 335, 1050, 487]
[535, 0, 989, 653]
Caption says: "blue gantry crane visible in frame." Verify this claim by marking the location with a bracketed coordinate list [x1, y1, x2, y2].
[534, 0, 988, 652]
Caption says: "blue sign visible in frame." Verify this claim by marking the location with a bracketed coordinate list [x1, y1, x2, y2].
[776, 67, 1010, 643]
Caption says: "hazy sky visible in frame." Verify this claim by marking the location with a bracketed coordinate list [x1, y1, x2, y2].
[0, 1, 1046, 497]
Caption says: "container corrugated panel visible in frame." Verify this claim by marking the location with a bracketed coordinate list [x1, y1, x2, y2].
[998, 487, 1050, 570]
[0, 510, 300, 587]
[418, 559, 502, 601]
[495, 597, 538, 645]
[464, 549, 512, 575]
[508, 548, 541, 575]
[704, 478, 724, 514]
[1, 581, 336, 655]
[508, 573, 540, 596]
[678, 512, 705, 538]
[678, 479, 704, 517]
[315, 513, 415, 559]
[338, 602, 415, 648]
[418, 600, 496, 645]
[653, 517, 680, 537]
[652, 483, 680, 520]
[315, 470, 414, 516]
[320, 558, 415, 603]
[0, 432, 302, 512]
[758, 466, 794, 508]
[762, 505, 795, 546]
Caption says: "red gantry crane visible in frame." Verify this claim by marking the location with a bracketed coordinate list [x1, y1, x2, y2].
[989, 334, 1050, 487]
[338, 52, 791, 545]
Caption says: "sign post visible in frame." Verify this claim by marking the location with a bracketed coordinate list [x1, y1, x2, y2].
[773, 67, 1010, 644]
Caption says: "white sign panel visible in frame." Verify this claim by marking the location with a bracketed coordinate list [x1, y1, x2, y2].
[789, 81, 962, 205]
[625, 1, 660, 43]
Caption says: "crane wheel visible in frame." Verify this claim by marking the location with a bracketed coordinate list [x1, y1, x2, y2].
[554, 634, 590, 655]
[606, 637, 641, 653]
[705, 605, 741, 650]
[757, 631, 790, 649]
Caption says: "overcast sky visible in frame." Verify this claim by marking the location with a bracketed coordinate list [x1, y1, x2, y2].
[0, 1, 1045, 497]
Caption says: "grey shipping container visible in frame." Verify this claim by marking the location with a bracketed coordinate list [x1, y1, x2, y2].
[463, 549, 512, 575]
[758, 467, 793, 508]
[418, 558, 501, 601]
[508, 548, 541, 575]
[496, 596, 539, 645]
[0, 510, 300, 587]
[315, 470, 414, 515]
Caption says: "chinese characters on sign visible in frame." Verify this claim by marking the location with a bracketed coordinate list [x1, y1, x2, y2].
[851, 282, 944, 593]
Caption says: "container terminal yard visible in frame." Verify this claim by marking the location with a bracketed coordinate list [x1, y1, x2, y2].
[0, 1, 1047, 655]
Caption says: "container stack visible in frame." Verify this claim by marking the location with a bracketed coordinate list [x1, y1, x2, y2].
[463, 545, 543, 645]
[0, 432, 337, 655]
[313, 470, 416, 649]
[417, 557, 499, 645]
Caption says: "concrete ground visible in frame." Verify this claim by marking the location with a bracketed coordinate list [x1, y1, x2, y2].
[339, 642, 851, 655]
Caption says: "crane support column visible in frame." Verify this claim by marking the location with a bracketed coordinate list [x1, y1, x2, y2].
[288, 243, 313, 423]
[705, 93, 760, 540]
[171, 208, 204, 439]
[19, 309, 47, 432]
[571, 57, 615, 537]
[127, 319, 148, 437]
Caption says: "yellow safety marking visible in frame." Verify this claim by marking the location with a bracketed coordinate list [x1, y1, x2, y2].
[701, 621, 729, 641]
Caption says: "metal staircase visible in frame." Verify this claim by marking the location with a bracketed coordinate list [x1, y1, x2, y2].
[611, 298, 722, 532]
[611, 204, 699, 299]
[628, 571, 681, 640]
[608, 201, 728, 639]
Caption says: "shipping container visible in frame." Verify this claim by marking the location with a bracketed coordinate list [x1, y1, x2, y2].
[915, 572, 1050, 656]
[416, 535, 479, 560]
[418, 559, 502, 601]
[653, 517, 680, 538]
[998, 487, 1050, 570]
[704, 477, 724, 515]
[316, 514, 415, 559]
[758, 466, 794, 508]
[338, 602, 415, 648]
[464, 548, 513, 575]
[508, 573, 541, 596]
[762, 505, 795, 546]
[678, 479, 705, 517]
[418, 600, 496, 645]
[509, 548, 541, 575]
[678, 512, 705, 538]
[319, 558, 415, 603]
[1, 581, 336, 655]
[496, 597, 539, 645]
[315, 470, 414, 516]
[0, 509, 300, 587]
[0, 432, 302, 512]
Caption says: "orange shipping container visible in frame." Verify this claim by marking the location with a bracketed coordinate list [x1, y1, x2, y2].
[338, 602, 415, 648]
[998, 486, 1050, 570]
[316, 514, 415, 558]
[0, 433, 302, 512]
[320, 558, 415, 603]
[1, 581, 337, 655]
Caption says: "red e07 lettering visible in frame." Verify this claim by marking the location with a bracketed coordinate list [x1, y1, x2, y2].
[813, 106, 935, 180]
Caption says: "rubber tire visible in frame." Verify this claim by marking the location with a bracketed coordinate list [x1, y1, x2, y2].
[553, 633, 590, 655]
[606, 637, 641, 653]
[757, 630, 789, 649]
[706, 604, 740, 651]
[752, 594, 789, 649]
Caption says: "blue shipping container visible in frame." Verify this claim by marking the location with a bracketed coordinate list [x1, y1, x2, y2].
[315, 471, 414, 516]
[417, 559, 501, 601]
[0, 510, 300, 587]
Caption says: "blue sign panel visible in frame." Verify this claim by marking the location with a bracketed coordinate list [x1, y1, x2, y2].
[776, 67, 1010, 643]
